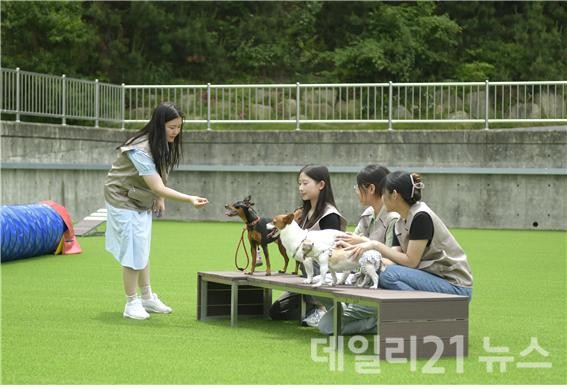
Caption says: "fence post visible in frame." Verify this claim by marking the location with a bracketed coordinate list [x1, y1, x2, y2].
[484, 80, 490, 130]
[95, 79, 100, 128]
[121, 83, 125, 130]
[15, 67, 20, 122]
[295, 82, 301, 131]
[207, 83, 211, 130]
[62, 74, 66, 126]
[388, 81, 393, 131]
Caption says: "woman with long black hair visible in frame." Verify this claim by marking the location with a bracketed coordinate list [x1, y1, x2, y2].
[104, 102, 209, 320]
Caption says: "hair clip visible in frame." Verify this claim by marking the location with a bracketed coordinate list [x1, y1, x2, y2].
[410, 174, 425, 199]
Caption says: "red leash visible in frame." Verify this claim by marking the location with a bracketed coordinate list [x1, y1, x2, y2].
[234, 226, 251, 271]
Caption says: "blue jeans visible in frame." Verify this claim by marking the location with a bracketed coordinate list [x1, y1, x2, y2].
[379, 265, 472, 299]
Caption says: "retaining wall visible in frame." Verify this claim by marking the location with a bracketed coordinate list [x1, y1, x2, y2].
[1, 121, 565, 230]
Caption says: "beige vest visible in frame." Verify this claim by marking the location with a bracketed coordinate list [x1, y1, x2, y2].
[354, 206, 399, 246]
[104, 136, 167, 211]
[396, 202, 473, 287]
[303, 204, 347, 232]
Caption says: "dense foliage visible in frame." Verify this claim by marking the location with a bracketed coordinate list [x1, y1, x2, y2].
[1, 1, 565, 84]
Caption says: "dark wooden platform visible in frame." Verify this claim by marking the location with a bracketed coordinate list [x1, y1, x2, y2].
[197, 271, 469, 359]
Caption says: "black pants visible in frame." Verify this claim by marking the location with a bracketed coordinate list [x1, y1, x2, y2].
[268, 292, 319, 320]
[269, 261, 321, 320]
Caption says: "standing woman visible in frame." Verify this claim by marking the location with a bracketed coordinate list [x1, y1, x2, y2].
[342, 171, 472, 298]
[269, 165, 347, 323]
[104, 102, 209, 320]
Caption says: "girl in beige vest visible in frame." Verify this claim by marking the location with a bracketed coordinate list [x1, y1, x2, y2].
[269, 165, 346, 323]
[104, 102, 209, 320]
[340, 171, 472, 298]
[318, 164, 399, 335]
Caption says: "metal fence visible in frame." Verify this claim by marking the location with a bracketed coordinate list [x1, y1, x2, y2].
[2, 67, 566, 130]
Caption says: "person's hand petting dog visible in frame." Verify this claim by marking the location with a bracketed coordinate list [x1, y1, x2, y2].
[335, 238, 374, 260]
[336, 238, 397, 268]
[336, 232, 369, 245]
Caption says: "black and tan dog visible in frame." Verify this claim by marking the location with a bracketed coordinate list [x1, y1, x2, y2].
[225, 195, 292, 276]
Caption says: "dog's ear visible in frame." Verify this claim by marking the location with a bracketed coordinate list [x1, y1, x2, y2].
[244, 195, 254, 206]
[284, 213, 295, 224]
[293, 206, 303, 221]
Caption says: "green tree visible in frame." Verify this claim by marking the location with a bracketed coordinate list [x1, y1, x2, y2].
[439, 1, 567, 81]
[1, 1, 96, 77]
[316, 2, 461, 82]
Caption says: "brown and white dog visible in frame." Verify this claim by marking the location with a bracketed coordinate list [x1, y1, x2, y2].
[268, 213, 380, 287]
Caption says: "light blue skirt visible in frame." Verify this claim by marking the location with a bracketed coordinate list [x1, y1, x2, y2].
[105, 202, 152, 270]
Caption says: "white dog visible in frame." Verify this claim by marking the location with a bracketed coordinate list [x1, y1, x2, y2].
[344, 250, 383, 289]
[268, 213, 380, 288]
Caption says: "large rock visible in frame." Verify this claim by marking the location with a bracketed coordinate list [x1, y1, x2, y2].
[393, 105, 413, 119]
[447, 110, 470, 120]
[463, 91, 491, 119]
[302, 89, 337, 105]
[248, 104, 273, 120]
[335, 99, 360, 119]
[304, 103, 334, 119]
[508, 103, 541, 119]
[276, 99, 297, 118]
[434, 90, 464, 116]
[254, 88, 281, 103]
[535, 93, 566, 118]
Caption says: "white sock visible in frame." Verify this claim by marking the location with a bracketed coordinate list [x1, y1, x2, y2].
[140, 285, 153, 300]
[126, 294, 137, 303]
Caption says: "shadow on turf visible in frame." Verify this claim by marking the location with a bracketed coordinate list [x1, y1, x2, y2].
[95, 311, 184, 328]
[95, 309, 322, 341]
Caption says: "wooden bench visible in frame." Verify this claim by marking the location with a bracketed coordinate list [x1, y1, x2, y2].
[197, 271, 469, 358]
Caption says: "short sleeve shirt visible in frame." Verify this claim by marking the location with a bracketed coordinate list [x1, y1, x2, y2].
[127, 149, 157, 176]
[392, 211, 434, 246]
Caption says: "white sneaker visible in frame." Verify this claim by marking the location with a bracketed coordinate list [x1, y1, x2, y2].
[303, 307, 326, 327]
[123, 298, 150, 320]
[142, 293, 173, 314]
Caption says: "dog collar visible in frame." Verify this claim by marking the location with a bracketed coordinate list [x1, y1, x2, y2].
[247, 216, 261, 229]
[292, 236, 308, 259]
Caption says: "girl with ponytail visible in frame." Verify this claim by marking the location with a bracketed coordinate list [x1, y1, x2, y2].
[338, 171, 473, 299]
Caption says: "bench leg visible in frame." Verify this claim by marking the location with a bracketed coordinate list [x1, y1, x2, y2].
[332, 299, 343, 345]
[263, 288, 272, 318]
[199, 278, 208, 321]
[299, 294, 307, 325]
[230, 283, 238, 327]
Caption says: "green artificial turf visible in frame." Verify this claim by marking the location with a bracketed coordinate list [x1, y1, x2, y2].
[1, 221, 566, 384]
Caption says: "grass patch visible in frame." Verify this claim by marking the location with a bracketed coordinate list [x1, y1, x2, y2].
[1, 221, 566, 384]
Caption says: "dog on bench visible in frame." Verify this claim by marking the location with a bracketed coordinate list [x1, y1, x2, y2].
[344, 250, 384, 289]
[224, 195, 291, 276]
[268, 213, 380, 287]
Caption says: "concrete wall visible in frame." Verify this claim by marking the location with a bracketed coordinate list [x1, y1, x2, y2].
[1, 121, 566, 230]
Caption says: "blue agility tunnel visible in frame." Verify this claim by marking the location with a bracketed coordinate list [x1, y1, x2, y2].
[1, 202, 81, 262]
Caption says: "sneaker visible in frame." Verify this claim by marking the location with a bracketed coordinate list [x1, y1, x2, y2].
[303, 307, 326, 327]
[142, 293, 173, 314]
[123, 298, 150, 320]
